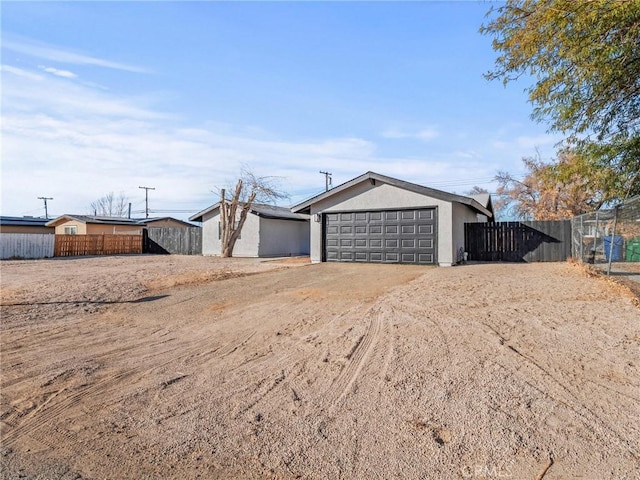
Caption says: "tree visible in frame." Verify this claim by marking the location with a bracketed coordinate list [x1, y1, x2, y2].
[466, 186, 507, 220]
[90, 192, 130, 217]
[481, 0, 640, 199]
[219, 169, 287, 257]
[495, 150, 612, 220]
[466, 186, 489, 196]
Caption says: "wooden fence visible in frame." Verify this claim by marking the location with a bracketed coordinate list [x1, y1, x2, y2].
[54, 234, 143, 257]
[465, 220, 572, 262]
[1, 233, 55, 259]
[144, 227, 202, 255]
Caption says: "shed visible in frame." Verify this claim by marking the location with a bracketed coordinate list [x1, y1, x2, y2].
[189, 203, 310, 257]
[291, 171, 492, 266]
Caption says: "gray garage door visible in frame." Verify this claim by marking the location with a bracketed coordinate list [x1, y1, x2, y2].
[324, 208, 437, 264]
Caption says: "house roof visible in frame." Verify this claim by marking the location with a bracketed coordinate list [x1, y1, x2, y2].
[189, 203, 309, 223]
[469, 193, 494, 217]
[0, 216, 52, 227]
[291, 171, 493, 217]
[145, 217, 196, 227]
[45, 215, 147, 227]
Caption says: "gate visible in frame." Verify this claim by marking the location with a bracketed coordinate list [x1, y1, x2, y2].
[465, 221, 571, 262]
[144, 227, 202, 255]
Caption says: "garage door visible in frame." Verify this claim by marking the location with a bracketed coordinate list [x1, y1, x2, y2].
[324, 209, 437, 264]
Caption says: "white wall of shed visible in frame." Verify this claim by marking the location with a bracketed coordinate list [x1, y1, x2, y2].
[201, 209, 260, 257]
[201, 209, 221, 256]
[258, 218, 310, 257]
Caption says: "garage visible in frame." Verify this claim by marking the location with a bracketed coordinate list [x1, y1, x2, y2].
[324, 208, 437, 264]
[291, 171, 493, 266]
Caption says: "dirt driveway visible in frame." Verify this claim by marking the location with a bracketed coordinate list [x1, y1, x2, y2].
[1, 256, 639, 479]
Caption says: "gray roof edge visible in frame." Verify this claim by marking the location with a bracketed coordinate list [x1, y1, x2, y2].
[190, 202, 310, 222]
[143, 217, 196, 227]
[291, 171, 492, 217]
[45, 214, 147, 227]
[0, 216, 52, 226]
[189, 203, 221, 222]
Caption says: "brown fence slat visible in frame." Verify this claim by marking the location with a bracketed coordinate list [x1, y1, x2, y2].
[465, 220, 571, 262]
[54, 234, 142, 257]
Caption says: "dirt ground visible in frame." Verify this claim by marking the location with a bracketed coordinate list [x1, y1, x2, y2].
[1, 255, 639, 479]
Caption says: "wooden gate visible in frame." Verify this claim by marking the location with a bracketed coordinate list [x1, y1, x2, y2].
[54, 234, 143, 257]
[144, 227, 202, 255]
[464, 221, 571, 262]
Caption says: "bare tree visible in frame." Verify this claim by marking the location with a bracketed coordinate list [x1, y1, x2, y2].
[466, 186, 488, 196]
[220, 169, 288, 257]
[495, 150, 609, 220]
[90, 192, 130, 217]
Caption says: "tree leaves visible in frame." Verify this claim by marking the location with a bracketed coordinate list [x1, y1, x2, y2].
[496, 150, 613, 220]
[481, 0, 640, 199]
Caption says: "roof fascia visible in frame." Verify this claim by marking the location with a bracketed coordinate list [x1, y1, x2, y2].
[291, 171, 492, 217]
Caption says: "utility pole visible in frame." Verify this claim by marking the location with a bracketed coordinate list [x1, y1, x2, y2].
[37, 196, 53, 219]
[319, 171, 332, 192]
[138, 186, 155, 219]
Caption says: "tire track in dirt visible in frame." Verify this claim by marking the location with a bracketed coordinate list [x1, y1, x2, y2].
[505, 343, 639, 460]
[1, 369, 139, 447]
[328, 307, 383, 405]
[1, 325, 261, 449]
[219, 330, 257, 357]
[391, 298, 451, 357]
[478, 321, 640, 460]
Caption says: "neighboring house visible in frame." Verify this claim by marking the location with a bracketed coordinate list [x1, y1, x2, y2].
[46, 215, 145, 235]
[45, 215, 194, 235]
[291, 171, 493, 266]
[0, 216, 55, 234]
[189, 203, 310, 257]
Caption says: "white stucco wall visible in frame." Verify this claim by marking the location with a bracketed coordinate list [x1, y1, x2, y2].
[307, 182, 455, 265]
[258, 218, 310, 257]
[200, 209, 260, 257]
[201, 209, 220, 256]
[201, 209, 309, 257]
[451, 202, 482, 264]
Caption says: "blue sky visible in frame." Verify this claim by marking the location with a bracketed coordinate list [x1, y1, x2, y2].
[1, 1, 560, 220]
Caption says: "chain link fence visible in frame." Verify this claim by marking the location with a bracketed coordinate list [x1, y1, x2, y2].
[571, 195, 640, 278]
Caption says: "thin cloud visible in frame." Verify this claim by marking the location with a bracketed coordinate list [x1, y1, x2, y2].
[1, 65, 43, 81]
[3, 36, 148, 73]
[40, 66, 78, 79]
[382, 126, 440, 141]
[3, 64, 167, 120]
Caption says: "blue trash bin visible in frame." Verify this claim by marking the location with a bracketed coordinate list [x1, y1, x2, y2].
[603, 235, 624, 261]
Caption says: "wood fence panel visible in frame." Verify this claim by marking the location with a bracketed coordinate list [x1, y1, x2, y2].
[54, 234, 142, 257]
[465, 220, 571, 262]
[0, 233, 55, 259]
[144, 227, 202, 255]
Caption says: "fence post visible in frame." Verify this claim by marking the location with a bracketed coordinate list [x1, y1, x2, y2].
[580, 215, 583, 260]
[606, 205, 619, 276]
